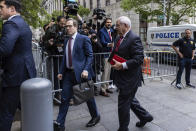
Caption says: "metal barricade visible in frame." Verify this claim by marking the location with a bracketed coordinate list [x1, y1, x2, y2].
[143, 50, 178, 80]
[32, 42, 43, 76]
[41, 55, 63, 103]
[93, 52, 113, 85]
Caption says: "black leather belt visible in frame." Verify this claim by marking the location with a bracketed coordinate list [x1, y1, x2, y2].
[66, 68, 74, 72]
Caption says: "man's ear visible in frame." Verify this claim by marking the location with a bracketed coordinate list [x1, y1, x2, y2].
[10, 5, 15, 12]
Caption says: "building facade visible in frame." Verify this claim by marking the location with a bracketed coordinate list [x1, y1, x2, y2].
[41, 0, 196, 43]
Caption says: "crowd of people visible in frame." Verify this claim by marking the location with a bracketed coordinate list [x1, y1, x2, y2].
[0, 0, 195, 131]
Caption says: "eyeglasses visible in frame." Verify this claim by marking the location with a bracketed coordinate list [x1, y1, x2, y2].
[65, 25, 73, 28]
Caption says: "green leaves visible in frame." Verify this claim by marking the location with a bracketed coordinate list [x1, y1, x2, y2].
[121, 0, 196, 25]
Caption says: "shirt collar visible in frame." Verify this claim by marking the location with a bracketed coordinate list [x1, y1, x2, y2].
[8, 14, 20, 21]
[123, 29, 130, 38]
[71, 32, 77, 40]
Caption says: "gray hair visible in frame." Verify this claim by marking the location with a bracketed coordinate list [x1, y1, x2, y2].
[117, 16, 131, 28]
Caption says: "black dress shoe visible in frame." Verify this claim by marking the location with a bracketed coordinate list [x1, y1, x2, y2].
[136, 116, 153, 128]
[53, 121, 65, 131]
[106, 89, 113, 94]
[86, 115, 100, 127]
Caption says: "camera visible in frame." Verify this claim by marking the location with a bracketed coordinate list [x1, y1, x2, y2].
[48, 27, 67, 45]
[93, 8, 106, 20]
[64, 0, 79, 16]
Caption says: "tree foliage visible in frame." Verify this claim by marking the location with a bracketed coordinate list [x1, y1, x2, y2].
[121, 0, 196, 25]
[78, 5, 90, 17]
[21, 0, 47, 28]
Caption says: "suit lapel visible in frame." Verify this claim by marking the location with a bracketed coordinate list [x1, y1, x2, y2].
[72, 33, 79, 56]
[118, 31, 131, 49]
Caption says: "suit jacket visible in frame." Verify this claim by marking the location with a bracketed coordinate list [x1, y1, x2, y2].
[0, 15, 36, 87]
[60, 33, 94, 83]
[111, 30, 144, 95]
[99, 27, 113, 52]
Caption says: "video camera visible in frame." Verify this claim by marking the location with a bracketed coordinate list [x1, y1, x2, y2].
[64, 0, 79, 16]
[48, 27, 67, 45]
[93, 8, 106, 20]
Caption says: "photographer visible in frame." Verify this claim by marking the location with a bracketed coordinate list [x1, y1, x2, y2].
[44, 16, 67, 55]
[43, 16, 67, 101]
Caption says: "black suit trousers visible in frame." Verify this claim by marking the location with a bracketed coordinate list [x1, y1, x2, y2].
[0, 86, 20, 131]
[118, 87, 152, 131]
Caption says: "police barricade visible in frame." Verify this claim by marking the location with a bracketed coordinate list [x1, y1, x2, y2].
[143, 50, 178, 80]
[40, 53, 114, 103]
[41, 55, 63, 103]
[32, 42, 44, 77]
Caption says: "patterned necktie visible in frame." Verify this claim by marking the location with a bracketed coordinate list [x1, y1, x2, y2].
[115, 36, 123, 51]
[68, 37, 72, 68]
[108, 31, 112, 41]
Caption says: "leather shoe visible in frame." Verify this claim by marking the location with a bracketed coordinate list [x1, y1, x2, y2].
[53, 121, 65, 131]
[106, 89, 113, 94]
[136, 116, 153, 128]
[86, 115, 100, 127]
[99, 91, 110, 97]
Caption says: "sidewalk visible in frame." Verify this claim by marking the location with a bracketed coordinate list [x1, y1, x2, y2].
[12, 76, 196, 131]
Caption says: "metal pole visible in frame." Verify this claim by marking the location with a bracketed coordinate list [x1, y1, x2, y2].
[163, 0, 166, 26]
[20, 78, 53, 131]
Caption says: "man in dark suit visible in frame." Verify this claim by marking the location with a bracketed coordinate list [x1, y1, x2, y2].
[54, 18, 100, 131]
[0, 0, 36, 130]
[99, 18, 114, 97]
[109, 16, 153, 131]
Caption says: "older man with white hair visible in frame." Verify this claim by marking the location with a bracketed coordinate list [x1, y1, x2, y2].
[109, 16, 153, 131]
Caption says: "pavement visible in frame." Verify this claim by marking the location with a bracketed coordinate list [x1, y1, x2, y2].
[11, 74, 196, 131]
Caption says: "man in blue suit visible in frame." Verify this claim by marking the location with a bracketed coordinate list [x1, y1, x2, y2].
[0, 0, 36, 130]
[99, 18, 114, 97]
[54, 18, 100, 131]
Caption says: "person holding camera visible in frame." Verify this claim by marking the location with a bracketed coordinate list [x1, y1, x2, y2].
[43, 16, 67, 101]
[99, 18, 114, 97]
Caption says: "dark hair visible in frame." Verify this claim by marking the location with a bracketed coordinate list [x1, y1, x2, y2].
[185, 29, 191, 32]
[57, 16, 66, 23]
[66, 18, 78, 28]
[0, 0, 21, 13]
[105, 17, 112, 23]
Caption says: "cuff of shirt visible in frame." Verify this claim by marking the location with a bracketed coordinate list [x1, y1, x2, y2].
[122, 62, 128, 69]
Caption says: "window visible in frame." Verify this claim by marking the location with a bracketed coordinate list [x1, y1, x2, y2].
[90, 0, 93, 10]
[106, 0, 110, 6]
[97, 0, 101, 8]
[83, 0, 86, 8]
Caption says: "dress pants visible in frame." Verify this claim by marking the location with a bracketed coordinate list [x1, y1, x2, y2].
[176, 58, 192, 84]
[101, 58, 111, 91]
[118, 87, 152, 131]
[56, 70, 99, 128]
[0, 86, 20, 131]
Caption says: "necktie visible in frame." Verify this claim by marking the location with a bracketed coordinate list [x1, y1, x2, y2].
[108, 31, 112, 41]
[68, 37, 72, 68]
[115, 36, 123, 51]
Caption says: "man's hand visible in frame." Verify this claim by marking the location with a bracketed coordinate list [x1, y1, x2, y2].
[107, 43, 114, 47]
[48, 38, 54, 45]
[111, 59, 123, 70]
[179, 52, 183, 58]
[192, 56, 194, 60]
[57, 74, 62, 80]
[81, 70, 88, 79]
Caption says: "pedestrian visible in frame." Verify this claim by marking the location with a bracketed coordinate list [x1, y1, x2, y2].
[172, 29, 195, 89]
[53, 18, 100, 131]
[0, 0, 36, 130]
[99, 17, 114, 97]
[109, 16, 153, 131]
